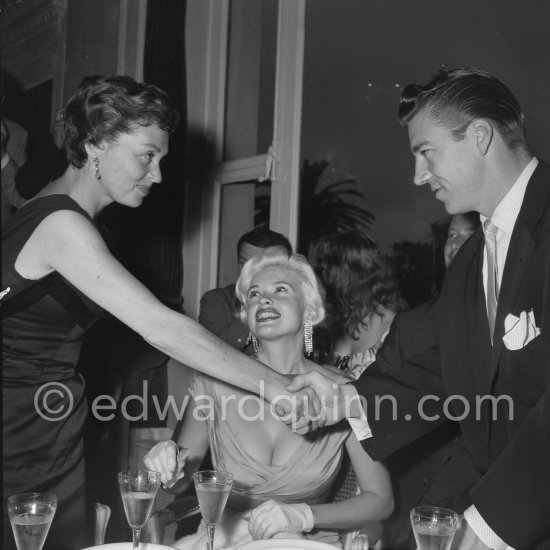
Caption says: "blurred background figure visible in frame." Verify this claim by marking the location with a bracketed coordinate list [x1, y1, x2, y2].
[198, 226, 292, 354]
[1, 68, 67, 223]
[1, 69, 28, 220]
[315, 230, 406, 374]
[443, 212, 480, 267]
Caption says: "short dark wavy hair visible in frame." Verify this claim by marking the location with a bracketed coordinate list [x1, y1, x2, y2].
[398, 66, 527, 152]
[64, 75, 179, 168]
[237, 227, 292, 256]
[316, 231, 406, 335]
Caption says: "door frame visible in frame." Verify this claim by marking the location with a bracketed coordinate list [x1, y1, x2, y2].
[182, 0, 305, 317]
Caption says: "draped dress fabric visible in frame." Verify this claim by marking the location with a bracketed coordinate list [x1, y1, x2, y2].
[2, 195, 102, 550]
[174, 375, 351, 550]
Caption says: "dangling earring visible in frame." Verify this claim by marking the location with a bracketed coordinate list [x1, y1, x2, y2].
[92, 156, 101, 180]
[247, 332, 260, 358]
[304, 319, 313, 356]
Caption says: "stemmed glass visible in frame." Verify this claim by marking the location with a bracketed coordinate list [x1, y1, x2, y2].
[7, 493, 57, 550]
[118, 469, 161, 550]
[410, 506, 459, 550]
[193, 470, 233, 550]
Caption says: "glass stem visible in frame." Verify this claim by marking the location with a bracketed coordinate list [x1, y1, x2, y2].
[206, 523, 216, 550]
[132, 527, 141, 550]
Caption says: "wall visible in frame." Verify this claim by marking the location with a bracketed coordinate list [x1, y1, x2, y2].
[63, 0, 120, 101]
[63, 0, 146, 103]
[1, 0, 67, 124]
[1, 0, 145, 128]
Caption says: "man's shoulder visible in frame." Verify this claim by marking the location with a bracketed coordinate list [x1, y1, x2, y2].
[199, 284, 237, 312]
[4, 119, 28, 145]
[4, 118, 27, 136]
[201, 284, 236, 300]
[385, 298, 440, 360]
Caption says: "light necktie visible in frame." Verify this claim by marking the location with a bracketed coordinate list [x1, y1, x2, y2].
[484, 219, 499, 341]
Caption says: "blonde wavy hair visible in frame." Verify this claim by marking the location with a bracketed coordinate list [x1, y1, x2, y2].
[235, 247, 325, 326]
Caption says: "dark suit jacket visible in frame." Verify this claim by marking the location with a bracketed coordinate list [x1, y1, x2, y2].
[198, 284, 253, 354]
[355, 160, 550, 548]
[369, 300, 477, 548]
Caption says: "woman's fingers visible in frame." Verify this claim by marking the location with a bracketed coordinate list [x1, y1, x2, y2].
[249, 511, 269, 539]
[164, 447, 189, 488]
[143, 440, 183, 486]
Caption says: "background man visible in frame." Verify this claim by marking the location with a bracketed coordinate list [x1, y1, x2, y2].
[443, 212, 480, 267]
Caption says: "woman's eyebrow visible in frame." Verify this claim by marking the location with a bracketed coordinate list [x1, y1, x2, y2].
[140, 143, 161, 151]
[272, 280, 294, 289]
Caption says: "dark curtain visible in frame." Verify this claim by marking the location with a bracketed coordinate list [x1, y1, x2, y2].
[98, 0, 187, 308]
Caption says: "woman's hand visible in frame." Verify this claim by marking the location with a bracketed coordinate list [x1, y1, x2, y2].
[248, 500, 314, 540]
[143, 440, 189, 488]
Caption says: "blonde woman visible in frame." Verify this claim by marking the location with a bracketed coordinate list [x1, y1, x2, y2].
[145, 249, 393, 548]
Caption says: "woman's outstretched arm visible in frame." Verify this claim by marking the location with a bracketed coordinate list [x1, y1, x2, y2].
[21, 210, 320, 427]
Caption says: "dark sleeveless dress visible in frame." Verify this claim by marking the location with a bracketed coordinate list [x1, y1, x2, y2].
[2, 195, 102, 550]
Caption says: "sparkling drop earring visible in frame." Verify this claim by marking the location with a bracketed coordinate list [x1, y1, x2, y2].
[92, 156, 101, 180]
[304, 318, 313, 356]
[247, 332, 260, 358]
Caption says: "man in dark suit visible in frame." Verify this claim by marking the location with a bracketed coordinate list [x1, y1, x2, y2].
[290, 67, 550, 549]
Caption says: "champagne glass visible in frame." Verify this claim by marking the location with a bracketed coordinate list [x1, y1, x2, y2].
[193, 470, 233, 550]
[410, 506, 459, 550]
[7, 493, 57, 550]
[118, 469, 161, 550]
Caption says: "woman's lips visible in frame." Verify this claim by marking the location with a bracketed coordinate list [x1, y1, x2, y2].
[136, 185, 151, 196]
[256, 308, 280, 322]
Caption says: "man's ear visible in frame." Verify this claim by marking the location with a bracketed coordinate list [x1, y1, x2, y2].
[471, 119, 493, 156]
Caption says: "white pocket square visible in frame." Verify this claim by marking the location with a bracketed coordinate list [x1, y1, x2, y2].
[503, 309, 541, 350]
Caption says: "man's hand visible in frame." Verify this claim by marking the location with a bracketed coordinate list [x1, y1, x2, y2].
[310, 362, 354, 384]
[451, 518, 491, 550]
[270, 381, 326, 435]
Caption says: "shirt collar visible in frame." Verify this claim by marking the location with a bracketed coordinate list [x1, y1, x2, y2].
[480, 157, 538, 235]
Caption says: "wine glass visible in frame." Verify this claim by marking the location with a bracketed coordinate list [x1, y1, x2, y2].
[410, 506, 459, 550]
[193, 470, 233, 550]
[7, 493, 57, 550]
[118, 469, 161, 550]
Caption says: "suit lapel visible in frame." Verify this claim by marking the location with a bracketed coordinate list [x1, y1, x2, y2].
[488, 161, 550, 385]
[442, 230, 491, 394]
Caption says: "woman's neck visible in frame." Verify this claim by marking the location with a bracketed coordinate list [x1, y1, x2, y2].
[332, 308, 396, 357]
[332, 332, 361, 357]
[256, 336, 307, 375]
[36, 165, 111, 218]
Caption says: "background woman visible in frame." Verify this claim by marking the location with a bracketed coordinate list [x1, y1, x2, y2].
[315, 231, 407, 377]
[1, 76, 312, 550]
[145, 249, 393, 549]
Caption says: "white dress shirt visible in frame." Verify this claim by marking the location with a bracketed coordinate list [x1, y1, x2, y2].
[480, 157, 538, 299]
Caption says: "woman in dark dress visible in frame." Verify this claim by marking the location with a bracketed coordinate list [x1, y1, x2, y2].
[1, 76, 317, 550]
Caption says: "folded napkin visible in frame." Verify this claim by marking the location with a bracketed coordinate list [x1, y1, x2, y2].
[503, 309, 541, 350]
